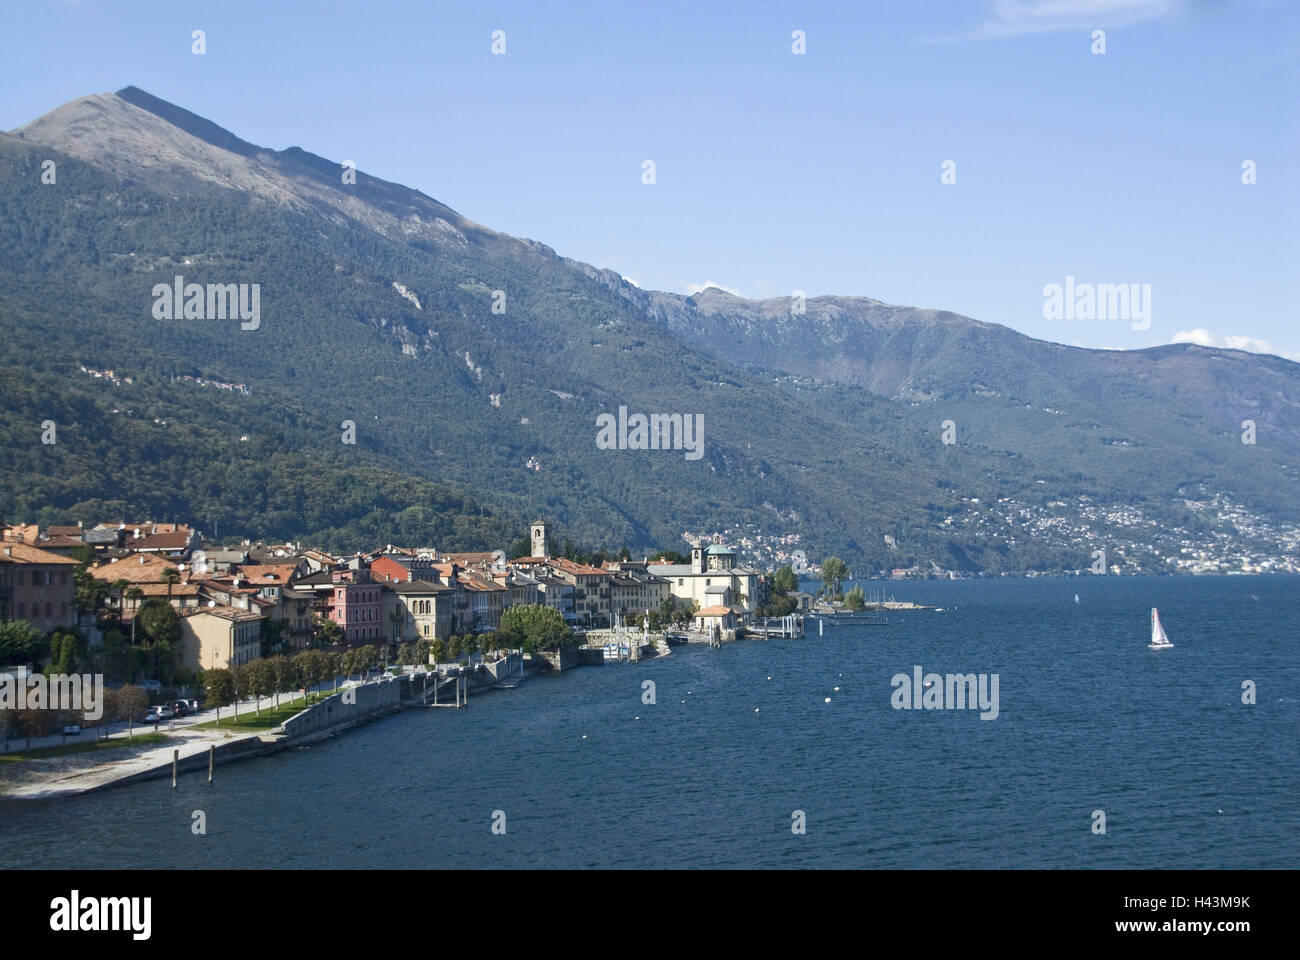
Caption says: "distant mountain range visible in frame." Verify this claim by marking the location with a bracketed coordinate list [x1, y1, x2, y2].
[1, 87, 1297, 574]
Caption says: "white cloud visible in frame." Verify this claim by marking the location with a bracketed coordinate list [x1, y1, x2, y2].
[1171, 329, 1299, 362]
[941, 0, 1174, 41]
[685, 281, 744, 297]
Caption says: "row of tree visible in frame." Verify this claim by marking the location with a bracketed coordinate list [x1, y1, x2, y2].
[0, 684, 151, 750]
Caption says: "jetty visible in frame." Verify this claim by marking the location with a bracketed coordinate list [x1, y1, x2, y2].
[746, 615, 806, 638]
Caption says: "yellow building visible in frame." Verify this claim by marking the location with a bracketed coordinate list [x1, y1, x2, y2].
[178, 605, 264, 671]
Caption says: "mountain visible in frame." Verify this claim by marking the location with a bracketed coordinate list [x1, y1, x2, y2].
[1, 88, 1297, 573]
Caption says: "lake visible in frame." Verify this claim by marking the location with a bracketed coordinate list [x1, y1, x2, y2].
[1, 575, 1296, 868]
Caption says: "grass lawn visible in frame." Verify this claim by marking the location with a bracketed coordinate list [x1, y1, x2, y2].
[193, 691, 336, 730]
[0, 731, 169, 763]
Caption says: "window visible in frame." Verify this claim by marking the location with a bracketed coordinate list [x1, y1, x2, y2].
[17, 602, 24, 617]
[46, 602, 53, 617]
[423, 624, 430, 636]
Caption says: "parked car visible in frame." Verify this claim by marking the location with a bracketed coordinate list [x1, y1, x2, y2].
[170, 701, 189, 717]
[63, 724, 81, 736]
[143, 705, 174, 724]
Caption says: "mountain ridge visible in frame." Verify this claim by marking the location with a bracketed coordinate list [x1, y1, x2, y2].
[1, 88, 1296, 573]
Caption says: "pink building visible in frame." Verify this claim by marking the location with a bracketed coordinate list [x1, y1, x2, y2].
[328, 570, 383, 644]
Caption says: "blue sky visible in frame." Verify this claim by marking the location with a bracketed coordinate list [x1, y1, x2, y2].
[3, 0, 1297, 358]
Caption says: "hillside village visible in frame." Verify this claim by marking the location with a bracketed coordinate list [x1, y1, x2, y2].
[0, 519, 775, 675]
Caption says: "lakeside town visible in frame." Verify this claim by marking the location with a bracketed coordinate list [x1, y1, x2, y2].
[0, 515, 835, 795]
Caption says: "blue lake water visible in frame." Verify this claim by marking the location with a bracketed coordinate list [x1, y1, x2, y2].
[1, 575, 1296, 868]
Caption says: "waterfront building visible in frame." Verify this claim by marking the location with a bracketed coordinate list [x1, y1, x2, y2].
[647, 539, 762, 616]
[383, 579, 454, 643]
[0, 542, 78, 632]
[177, 605, 264, 670]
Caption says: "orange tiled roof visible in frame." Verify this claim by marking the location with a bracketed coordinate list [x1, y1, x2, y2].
[0, 542, 80, 564]
[696, 605, 734, 617]
[89, 554, 178, 582]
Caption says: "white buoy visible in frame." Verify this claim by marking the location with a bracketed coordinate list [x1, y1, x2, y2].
[834, 686, 839, 691]
[824, 697, 831, 703]
[766, 676, 772, 680]
[754, 708, 760, 712]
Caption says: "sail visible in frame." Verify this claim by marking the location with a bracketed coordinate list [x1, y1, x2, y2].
[1151, 608, 1171, 645]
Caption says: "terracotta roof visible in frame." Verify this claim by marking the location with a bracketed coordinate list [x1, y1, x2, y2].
[232, 564, 295, 586]
[40, 535, 87, 548]
[548, 558, 608, 576]
[443, 552, 497, 564]
[0, 543, 80, 565]
[181, 604, 263, 623]
[388, 579, 454, 595]
[696, 605, 735, 617]
[46, 525, 84, 538]
[2, 524, 40, 543]
[458, 573, 507, 592]
[128, 582, 202, 598]
[131, 530, 193, 550]
[89, 555, 178, 582]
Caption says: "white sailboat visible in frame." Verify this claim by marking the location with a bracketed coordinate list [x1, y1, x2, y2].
[1148, 607, 1174, 650]
[1074, 594, 1080, 604]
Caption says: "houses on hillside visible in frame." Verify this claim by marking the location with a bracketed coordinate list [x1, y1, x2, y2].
[1, 516, 772, 654]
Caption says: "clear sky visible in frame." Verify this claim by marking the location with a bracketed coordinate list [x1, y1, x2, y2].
[3, 0, 1297, 358]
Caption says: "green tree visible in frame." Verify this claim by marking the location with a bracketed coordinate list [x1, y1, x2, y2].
[396, 642, 415, 666]
[161, 566, 181, 600]
[0, 619, 46, 664]
[117, 686, 148, 738]
[316, 616, 343, 648]
[844, 586, 866, 611]
[291, 651, 314, 699]
[124, 586, 144, 645]
[269, 655, 295, 707]
[499, 604, 571, 652]
[243, 658, 274, 716]
[821, 557, 849, 598]
[204, 669, 235, 724]
[74, 565, 108, 615]
[428, 637, 445, 665]
[771, 564, 799, 596]
[261, 618, 287, 658]
[323, 650, 343, 686]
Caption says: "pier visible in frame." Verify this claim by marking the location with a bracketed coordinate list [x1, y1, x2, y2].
[746, 614, 806, 638]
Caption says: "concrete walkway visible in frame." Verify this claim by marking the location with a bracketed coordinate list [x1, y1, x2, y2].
[0, 725, 271, 800]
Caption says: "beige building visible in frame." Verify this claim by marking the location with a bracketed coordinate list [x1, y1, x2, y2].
[178, 605, 264, 671]
[382, 579, 454, 643]
[647, 541, 761, 616]
[0, 542, 79, 633]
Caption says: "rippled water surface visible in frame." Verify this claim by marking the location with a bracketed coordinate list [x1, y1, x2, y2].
[2, 575, 1296, 868]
